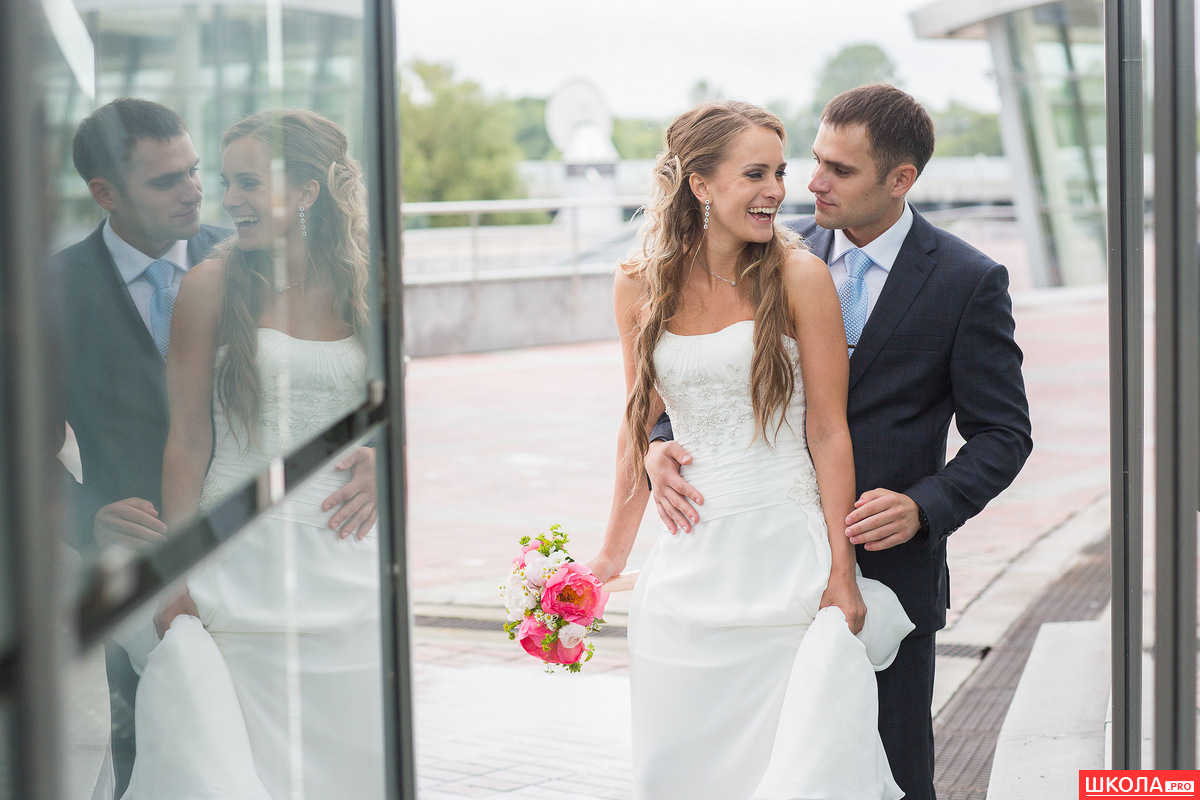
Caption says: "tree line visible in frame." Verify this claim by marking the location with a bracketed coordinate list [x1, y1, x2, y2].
[401, 44, 1004, 216]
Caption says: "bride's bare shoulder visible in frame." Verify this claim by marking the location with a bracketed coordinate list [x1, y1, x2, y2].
[781, 247, 830, 286]
[614, 258, 650, 301]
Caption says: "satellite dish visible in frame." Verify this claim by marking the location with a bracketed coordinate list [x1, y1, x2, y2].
[545, 79, 614, 155]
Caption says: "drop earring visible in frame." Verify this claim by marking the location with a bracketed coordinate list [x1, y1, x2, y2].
[298, 206, 308, 238]
[703, 200, 710, 231]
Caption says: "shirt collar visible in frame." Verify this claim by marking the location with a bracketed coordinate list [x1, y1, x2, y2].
[103, 218, 192, 284]
[829, 201, 914, 273]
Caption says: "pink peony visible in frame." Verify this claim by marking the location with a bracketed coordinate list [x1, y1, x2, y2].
[516, 616, 585, 665]
[540, 562, 609, 627]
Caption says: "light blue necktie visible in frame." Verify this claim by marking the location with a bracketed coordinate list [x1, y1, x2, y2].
[145, 259, 177, 359]
[839, 248, 874, 356]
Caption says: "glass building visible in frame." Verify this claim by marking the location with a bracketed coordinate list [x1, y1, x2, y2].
[913, 0, 1107, 287]
[49, 0, 368, 247]
[2, 0, 411, 796]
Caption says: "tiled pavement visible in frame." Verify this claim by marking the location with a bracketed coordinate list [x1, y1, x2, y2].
[403, 284, 1112, 798]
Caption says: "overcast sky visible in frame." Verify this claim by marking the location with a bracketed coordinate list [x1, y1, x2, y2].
[397, 0, 1001, 120]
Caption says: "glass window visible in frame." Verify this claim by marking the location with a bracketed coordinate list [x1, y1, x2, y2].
[30, 0, 404, 797]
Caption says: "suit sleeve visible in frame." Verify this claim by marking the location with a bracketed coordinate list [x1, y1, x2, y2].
[60, 462, 106, 556]
[904, 263, 1033, 546]
[650, 412, 673, 443]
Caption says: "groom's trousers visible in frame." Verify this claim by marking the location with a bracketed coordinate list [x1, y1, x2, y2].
[876, 631, 937, 800]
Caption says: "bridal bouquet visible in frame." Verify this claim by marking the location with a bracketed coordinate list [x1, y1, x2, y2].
[501, 524, 608, 673]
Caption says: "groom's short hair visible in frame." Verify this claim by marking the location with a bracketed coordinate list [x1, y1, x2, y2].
[822, 84, 935, 182]
[72, 98, 188, 192]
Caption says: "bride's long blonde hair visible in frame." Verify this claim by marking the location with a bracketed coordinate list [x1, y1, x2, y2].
[214, 109, 369, 449]
[622, 101, 802, 482]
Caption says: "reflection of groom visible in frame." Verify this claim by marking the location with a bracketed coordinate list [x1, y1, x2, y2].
[53, 96, 223, 796]
[647, 85, 1032, 800]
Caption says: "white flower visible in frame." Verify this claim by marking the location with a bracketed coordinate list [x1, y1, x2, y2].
[523, 552, 551, 586]
[526, 549, 570, 587]
[558, 622, 587, 649]
[504, 569, 536, 621]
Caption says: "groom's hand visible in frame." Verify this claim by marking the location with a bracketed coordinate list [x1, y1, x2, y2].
[323, 446, 378, 540]
[93, 498, 169, 549]
[646, 441, 703, 534]
[845, 489, 921, 551]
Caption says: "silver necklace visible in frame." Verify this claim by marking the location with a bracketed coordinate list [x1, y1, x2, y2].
[275, 277, 307, 294]
[697, 257, 737, 287]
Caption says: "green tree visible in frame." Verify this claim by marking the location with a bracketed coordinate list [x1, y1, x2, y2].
[511, 96, 557, 160]
[933, 102, 1004, 156]
[689, 79, 724, 106]
[400, 61, 529, 224]
[613, 117, 665, 159]
[766, 100, 819, 158]
[811, 44, 900, 112]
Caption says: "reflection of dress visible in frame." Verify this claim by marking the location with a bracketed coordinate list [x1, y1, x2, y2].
[130, 328, 383, 800]
[629, 321, 913, 800]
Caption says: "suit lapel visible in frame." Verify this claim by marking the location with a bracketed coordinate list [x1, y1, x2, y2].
[847, 212, 938, 391]
[803, 225, 835, 263]
[82, 224, 162, 357]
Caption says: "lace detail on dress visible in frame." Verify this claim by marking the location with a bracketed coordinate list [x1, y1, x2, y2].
[258, 362, 363, 450]
[198, 332, 365, 513]
[657, 361, 754, 450]
[198, 479, 227, 515]
[786, 467, 822, 512]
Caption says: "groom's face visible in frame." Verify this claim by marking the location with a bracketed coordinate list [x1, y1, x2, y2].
[808, 122, 903, 247]
[92, 134, 204, 258]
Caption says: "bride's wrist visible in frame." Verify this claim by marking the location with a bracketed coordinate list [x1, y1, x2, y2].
[827, 566, 856, 583]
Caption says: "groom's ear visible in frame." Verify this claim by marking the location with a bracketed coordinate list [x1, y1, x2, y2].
[886, 163, 918, 199]
[688, 173, 709, 205]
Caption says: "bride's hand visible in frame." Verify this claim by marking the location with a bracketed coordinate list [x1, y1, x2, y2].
[154, 586, 199, 639]
[819, 575, 867, 635]
[585, 553, 625, 585]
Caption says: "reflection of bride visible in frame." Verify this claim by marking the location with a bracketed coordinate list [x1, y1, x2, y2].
[140, 108, 383, 800]
[587, 102, 912, 799]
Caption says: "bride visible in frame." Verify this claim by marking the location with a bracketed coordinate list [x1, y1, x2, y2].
[149, 108, 383, 799]
[587, 101, 913, 799]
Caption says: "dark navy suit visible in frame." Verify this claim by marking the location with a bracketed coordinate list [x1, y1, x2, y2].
[54, 221, 227, 551]
[51, 220, 228, 794]
[653, 209, 1031, 799]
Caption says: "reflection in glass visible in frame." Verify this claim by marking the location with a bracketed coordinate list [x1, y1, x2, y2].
[131, 443, 379, 800]
[109, 439, 384, 798]
[48, 2, 367, 247]
[44, 1, 382, 795]
[63, 643, 115, 798]
[162, 108, 371, 531]
[1002, 0, 1106, 285]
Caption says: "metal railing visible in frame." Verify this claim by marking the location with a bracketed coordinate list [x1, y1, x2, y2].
[400, 195, 646, 284]
[399, 197, 1034, 285]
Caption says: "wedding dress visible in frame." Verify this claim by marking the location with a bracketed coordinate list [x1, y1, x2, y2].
[124, 328, 383, 800]
[629, 320, 914, 800]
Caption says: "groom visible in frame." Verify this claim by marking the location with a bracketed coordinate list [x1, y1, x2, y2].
[645, 84, 1032, 800]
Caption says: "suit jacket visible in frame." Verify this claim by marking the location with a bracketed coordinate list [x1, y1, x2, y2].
[788, 210, 1032, 633]
[52, 221, 229, 553]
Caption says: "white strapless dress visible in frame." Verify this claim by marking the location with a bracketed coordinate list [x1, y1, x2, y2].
[629, 321, 913, 800]
[124, 329, 383, 800]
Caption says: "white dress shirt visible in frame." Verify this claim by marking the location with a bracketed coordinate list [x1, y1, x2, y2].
[826, 202, 914, 324]
[103, 219, 192, 335]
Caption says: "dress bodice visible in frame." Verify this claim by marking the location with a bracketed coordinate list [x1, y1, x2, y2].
[653, 320, 821, 515]
[199, 328, 366, 512]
